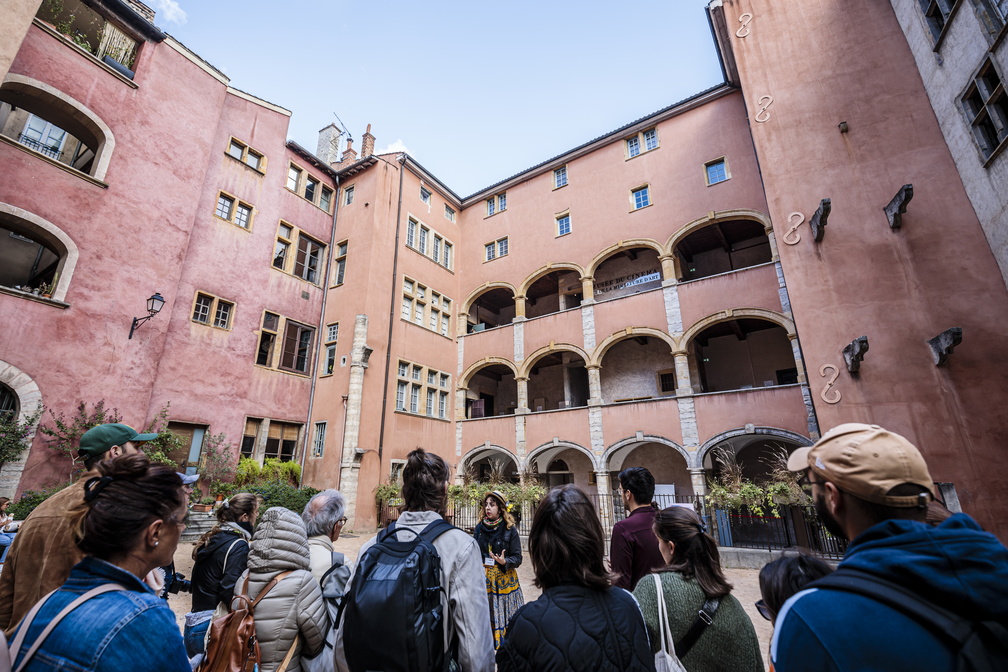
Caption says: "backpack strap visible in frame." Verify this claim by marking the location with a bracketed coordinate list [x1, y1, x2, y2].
[248, 570, 294, 609]
[220, 537, 246, 576]
[674, 595, 721, 659]
[809, 569, 1008, 656]
[9, 583, 126, 672]
[417, 518, 458, 545]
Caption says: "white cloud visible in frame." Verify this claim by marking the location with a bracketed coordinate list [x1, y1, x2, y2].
[151, 0, 187, 25]
[376, 139, 410, 156]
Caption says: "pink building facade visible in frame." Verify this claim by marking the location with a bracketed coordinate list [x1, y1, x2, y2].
[2, 0, 1007, 538]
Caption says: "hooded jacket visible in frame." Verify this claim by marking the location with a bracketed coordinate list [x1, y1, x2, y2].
[236, 507, 327, 672]
[772, 513, 1008, 671]
[191, 522, 251, 612]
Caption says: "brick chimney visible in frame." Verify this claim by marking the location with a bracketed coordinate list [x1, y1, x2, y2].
[316, 123, 342, 167]
[361, 124, 375, 158]
[338, 138, 357, 169]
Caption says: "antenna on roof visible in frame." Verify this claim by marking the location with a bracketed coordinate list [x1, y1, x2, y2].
[332, 112, 352, 143]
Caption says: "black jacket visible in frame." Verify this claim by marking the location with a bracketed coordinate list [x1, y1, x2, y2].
[190, 529, 250, 612]
[472, 521, 523, 571]
[497, 584, 655, 672]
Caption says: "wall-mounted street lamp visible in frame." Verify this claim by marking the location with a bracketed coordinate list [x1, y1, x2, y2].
[128, 292, 166, 339]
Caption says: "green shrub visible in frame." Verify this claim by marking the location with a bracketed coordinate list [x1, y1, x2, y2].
[9, 483, 68, 520]
[235, 457, 261, 486]
[245, 481, 319, 515]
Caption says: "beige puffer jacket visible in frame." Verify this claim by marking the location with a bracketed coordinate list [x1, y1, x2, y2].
[235, 507, 328, 672]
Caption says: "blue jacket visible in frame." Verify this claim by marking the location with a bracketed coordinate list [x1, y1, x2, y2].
[771, 513, 1008, 671]
[10, 556, 190, 672]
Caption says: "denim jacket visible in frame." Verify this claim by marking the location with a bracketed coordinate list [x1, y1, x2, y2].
[10, 556, 190, 672]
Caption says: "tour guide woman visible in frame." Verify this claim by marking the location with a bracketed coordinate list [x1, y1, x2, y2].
[9, 453, 190, 671]
[472, 489, 524, 647]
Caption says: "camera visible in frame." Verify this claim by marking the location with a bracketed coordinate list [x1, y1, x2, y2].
[166, 572, 192, 594]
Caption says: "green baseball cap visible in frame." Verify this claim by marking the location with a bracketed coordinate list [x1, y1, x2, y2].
[78, 423, 158, 461]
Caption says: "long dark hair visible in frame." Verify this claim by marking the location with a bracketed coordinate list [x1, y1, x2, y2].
[758, 554, 833, 621]
[402, 448, 449, 515]
[529, 484, 615, 590]
[68, 453, 185, 560]
[193, 491, 258, 557]
[653, 506, 732, 598]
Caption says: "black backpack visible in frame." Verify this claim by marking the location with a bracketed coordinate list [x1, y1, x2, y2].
[341, 519, 457, 672]
[811, 569, 1008, 672]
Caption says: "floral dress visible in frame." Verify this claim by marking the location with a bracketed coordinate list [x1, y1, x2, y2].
[472, 517, 524, 648]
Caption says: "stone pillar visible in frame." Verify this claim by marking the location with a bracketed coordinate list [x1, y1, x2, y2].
[659, 253, 678, 284]
[587, 365, 603, 405]
[689, 468, 708, 496]
[789, 334, 807, 383]
[516, 376, 530, 414]
[596, 470, 614, 532]
[580, 276, 595, 304]
[341, 314, 370, 526]
[514, 294, 527, 320]
[673, 351, 693, 396]
[561, 352, 573, 407]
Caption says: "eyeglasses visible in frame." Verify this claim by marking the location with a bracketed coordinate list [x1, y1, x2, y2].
[338, 516, 348, 525]
[755, 599, 774, 621]
[797, 472, 825, 492]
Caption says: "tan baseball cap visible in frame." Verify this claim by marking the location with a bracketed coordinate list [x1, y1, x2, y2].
[787, 423, 935, 507]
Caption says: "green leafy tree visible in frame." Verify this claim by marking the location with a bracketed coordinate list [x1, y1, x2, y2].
[0, 403, 43, 465]
[38, 400, 122, 479]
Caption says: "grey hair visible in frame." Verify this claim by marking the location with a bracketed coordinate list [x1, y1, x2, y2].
[302, 489, 347, 537]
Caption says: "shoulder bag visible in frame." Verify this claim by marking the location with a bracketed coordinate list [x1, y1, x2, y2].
[652, 574, 688, 672]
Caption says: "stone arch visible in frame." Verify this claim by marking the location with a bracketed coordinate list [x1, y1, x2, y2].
[587, 238, 664, 278]
[665, 208, 773, 255]
[0, 361, 43, 497]
[457, 444, 520, 481]
[1, 74, 116, 181]
[461, 281, 517, 315]
[518, 343, 590, 379]
[590, 327, 676, 368]
[0, 202, 79, 302]
[679, 308, 795, 350]
[517, 262, 586, 296]
[699, 427, 813, 481]
[526, 440, 600, 473]
[459, 357, 519, 388]
[603, 434, 691, 469]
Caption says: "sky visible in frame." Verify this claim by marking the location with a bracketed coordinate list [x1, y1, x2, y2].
[155, 1, 725, 198]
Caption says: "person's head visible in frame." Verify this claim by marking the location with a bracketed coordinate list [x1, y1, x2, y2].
[757, 554, 833, 623]
[528, 484, 614, 590]
[194, 491, 258, 556]
[302, 489, 347, 541]
[653, 506, 732, 598]
[617, 467, 655, 511]
[0, 497, 9, 513]
[78, 423, 158, 471]
[177, 472, 199, 498]
[788, 423, 934, 540]
[249, 507, 311, 571]
[68, 453, 186, 574]
[480, 490, 515, 528]
[402, 448, 450, 515]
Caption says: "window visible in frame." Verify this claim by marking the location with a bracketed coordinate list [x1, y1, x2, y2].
[280, 320, 314, 374]
[294, 233, 325, 284]
[333, 241, 348, 285]
[407, 219, 416, 247]
[287, 165, 301, 192]
[419, 226, 428, 254]
[265, 422, 299, 461]
[962, 59, 1008, 161]
[241, 418, 260, 458]
[485, 238, 509, 260]
[225, 138, 265, 173]
[319, 186, 333, 213]
[486, 192, 506, 216]
[498, 238, 509, 257]
[395, 360, 449, 417]
[407, 218, 454, 269]
[556, 213, 571, 237]
[918, 0, 956, 41]
[192, 292, 233, 330]
[323, 323, 338, 375]
[626, 128, 659, 158]
[631, 185, 651, 210]
[433, 236, 441, 262]
[256, 312, 280, 366]
[657, 369, 676, 395]
[344, 185, 355, 206]
[311, 421, 326, 458]
[420, 186, 432, 205]
[705, 158, 730, 185]
[554, 166, 567, 188]
[443, 242, 453, 269]
[485, 242, 496, 261]
[273, 223, 293, 269]
[214, 191, 253, 229]
[305, 176, 319, 203]
[444, 205, 455, 221]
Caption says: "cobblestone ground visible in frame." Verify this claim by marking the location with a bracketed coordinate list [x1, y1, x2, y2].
[170, 532, 773, 670]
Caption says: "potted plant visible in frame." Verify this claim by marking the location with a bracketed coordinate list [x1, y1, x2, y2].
[192, 495, 215, 513]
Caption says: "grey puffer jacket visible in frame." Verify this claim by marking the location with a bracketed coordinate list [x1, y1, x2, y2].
[235, 507, 328, 672]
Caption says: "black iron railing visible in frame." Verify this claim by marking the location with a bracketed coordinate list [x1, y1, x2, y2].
[18, 135, 61, 159]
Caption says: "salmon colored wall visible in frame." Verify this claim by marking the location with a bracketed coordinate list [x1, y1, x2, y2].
[692, 387, 811, 452]
[593, 290, 669, 343]
[602, 400, 684, 450]
[677, 263, 782, 329]
[721, 0, 1008, 535]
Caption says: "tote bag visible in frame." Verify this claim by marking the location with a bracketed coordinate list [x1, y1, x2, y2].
[652, 574, 688, 672]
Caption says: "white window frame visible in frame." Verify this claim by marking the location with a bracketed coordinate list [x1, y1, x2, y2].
[311, 421, 326, 458]
[556, 213, 571, 237]
[631, 185, 651, 210]
[554, 165, 568, 189]
[704, 158, 730, 186]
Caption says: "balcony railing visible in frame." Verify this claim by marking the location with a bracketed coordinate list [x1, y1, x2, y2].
[18, 135, 61, 159]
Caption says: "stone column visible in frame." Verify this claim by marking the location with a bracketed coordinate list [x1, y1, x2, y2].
[587, 365, 603, 406]
[596, 469, 614, 532]
[659, 253, 678, 284]
[515, 376, 530, 414]
[789, 334, 807, 383]
[561, 352, 573, 407]
[673, 351, 693, 396]
[514, 294, 526, 321]
[341, 314, 370, 526]
[580, 276, 595, 304]
[689, 468, 708, 496]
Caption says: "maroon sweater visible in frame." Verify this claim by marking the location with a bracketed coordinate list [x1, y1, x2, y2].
[609, 506, 664, 590]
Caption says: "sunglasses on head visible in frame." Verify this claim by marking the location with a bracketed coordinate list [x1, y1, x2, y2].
[755, 599, 774, 621]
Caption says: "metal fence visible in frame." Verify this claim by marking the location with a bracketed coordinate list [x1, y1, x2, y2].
[377, 494, 848, 560]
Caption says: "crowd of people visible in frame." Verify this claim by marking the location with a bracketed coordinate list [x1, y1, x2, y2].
[0, 420, 1006, 671]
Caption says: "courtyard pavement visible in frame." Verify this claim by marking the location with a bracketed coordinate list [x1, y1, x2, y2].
[169, 530, 773, 670]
